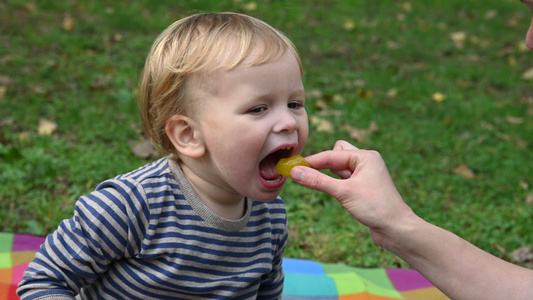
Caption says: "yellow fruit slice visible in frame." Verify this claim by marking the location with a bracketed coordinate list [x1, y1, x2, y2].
[276, 155, 310, 177]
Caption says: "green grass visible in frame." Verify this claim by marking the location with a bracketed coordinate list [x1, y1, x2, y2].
[1, 0, 532, 268]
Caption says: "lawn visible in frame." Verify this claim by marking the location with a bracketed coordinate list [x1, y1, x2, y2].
[1, 0, 532, 268]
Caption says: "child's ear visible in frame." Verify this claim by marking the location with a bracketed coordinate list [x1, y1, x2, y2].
[165, 115, 205, 158]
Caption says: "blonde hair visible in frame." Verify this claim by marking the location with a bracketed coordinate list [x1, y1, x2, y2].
[139, 12, 302, 156]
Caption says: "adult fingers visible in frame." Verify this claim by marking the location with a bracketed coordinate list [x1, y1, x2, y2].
[332, 140, 359, 151]
[329, 141, 359, 178]
[290, 166, 343, 197]
[303, 149, 360, 172]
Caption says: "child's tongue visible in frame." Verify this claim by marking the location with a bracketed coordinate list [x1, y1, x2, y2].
[259, 154, 280, 180]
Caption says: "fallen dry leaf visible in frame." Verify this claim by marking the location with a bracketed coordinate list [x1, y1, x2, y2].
[310, 116, 334, 133]
[522, 67, 533, 80]
[505, 116, 523, 124]
[103, 65, 115, 74]
[306, 89, 323, 99]
[31, 84, 46, 95]
[518, 42, 529, 53]
[0, 55, 15, 64]
[18, 131, 32, 142]
[508, 13, 521, 29]
[457, 79, 471, 88]
[90, 74, 112, 89]
[113, 33, 123, 42]
[62, 14, 75, 32]
[352, 79, 366, 87]
[314, 99, 327, 110]
[396, 13, 406, 22]
[242, 2, 257, 11]
[481, 122, 494, 130]
[498, 45, 513, 57]
[368, 121, 379, 132]
[0, 118, 14, 127]
[341, 122, 379, 142]
[0, 86, 7, 99]
[356, 88, 373, 100]
[415, 17, 429, 30]
[432, 92, 446, 102]
[387, 41, 400, 49]
[132, 139, 155, 158]
[519, 181, 529, 190]
[526, 193, 533, 207]
[38, 119, 57, 136]
[317, 110, 343, 117]
[343, 19, 356, 31]
[452, 164, 474, 179]
[0, 75, 13, 85]
[450, 31, 467, 48]
[485, 10, 497, 19]
[332, 94, 345, 104]
[481, 121, 527, 148]
[511, 246, 533, 268]
[494, 131, 527, 148]
[24, 2, 37, 12]
[494, 244, 507, 256]
[508, 56, 517, 67]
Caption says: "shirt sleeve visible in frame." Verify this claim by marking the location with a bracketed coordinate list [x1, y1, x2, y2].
[17, 179, 149, 300]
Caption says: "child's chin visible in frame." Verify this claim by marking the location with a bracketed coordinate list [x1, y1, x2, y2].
[251, 190, 284, 202]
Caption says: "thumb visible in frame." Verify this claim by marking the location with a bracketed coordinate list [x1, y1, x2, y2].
[290, 166, 340, 197]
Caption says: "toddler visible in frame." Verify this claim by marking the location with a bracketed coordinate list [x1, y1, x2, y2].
[17, 12, 308, 299]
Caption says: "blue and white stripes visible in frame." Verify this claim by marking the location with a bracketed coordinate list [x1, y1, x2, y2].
[18, 157, 287, 299]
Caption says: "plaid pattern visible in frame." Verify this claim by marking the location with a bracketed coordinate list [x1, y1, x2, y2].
[1, 232, 448, 300]
[0, 232, 45, 300]
[282, 258, 449, 299]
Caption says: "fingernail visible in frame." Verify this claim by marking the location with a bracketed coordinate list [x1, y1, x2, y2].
[291, 167, 305, 181]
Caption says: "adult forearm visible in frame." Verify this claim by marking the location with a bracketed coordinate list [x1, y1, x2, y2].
[381, 216, 533, 300]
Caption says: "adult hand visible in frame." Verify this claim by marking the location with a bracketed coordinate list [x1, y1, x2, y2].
[293, 141, 533, 299]
[290, 140, 414, 244]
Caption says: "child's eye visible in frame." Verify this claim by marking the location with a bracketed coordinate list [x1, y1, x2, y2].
[248, 106, 267, 114]
[288, 101, 304, 110]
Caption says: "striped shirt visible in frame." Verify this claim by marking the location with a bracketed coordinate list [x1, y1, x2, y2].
[17, 157, 288, 299]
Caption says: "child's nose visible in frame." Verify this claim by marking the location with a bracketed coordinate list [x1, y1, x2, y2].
[273, 109, 299, 133]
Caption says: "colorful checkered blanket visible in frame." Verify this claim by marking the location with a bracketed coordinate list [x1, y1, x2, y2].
[1, 232, 448, 299]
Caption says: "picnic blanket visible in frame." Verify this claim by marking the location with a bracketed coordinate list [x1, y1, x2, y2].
[1, 232, 448, 299]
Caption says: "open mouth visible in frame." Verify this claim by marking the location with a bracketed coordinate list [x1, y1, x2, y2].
[259, 147, 294, 181]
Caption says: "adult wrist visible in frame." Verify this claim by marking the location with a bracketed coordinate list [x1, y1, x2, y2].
[378, 212, 425, 255]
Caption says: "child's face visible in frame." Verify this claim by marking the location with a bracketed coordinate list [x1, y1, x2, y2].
[193, 49, 308, 202]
